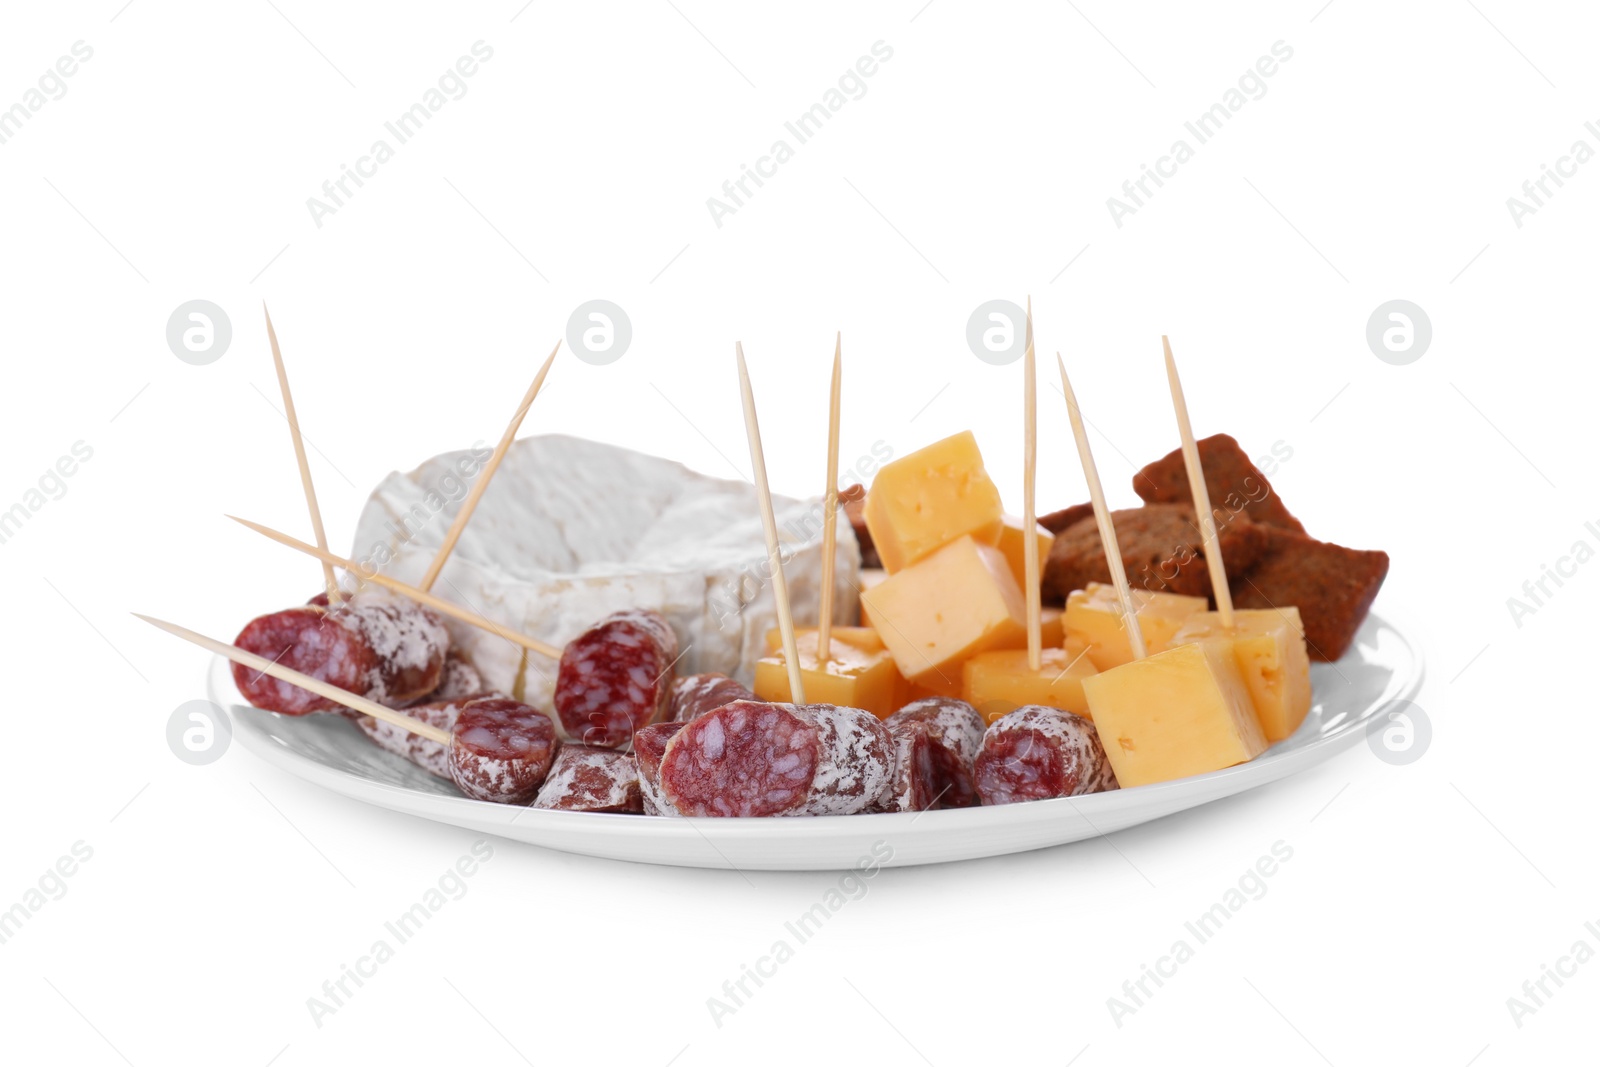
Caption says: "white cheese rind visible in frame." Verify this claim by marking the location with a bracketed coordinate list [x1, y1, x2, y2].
[350, 435, 860, 711]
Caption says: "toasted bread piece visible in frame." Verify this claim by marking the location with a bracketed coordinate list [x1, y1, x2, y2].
[1134, 434, 1305, 535]
[840, 483, 880, 569]
[1230, 526, 1388, 662]
[1039, 502, 1094, 535]
[1042, 503, 1269, 603]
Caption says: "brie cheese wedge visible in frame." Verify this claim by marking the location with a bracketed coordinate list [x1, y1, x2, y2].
[350, 435, 860, 710]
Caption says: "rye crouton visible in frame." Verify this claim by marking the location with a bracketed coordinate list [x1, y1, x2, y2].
[1230, 526, 1389, 662]
[1039, 502, 1094, 535]
[1134, 434, 1305, 535]
[1042, 503, 1269, 603]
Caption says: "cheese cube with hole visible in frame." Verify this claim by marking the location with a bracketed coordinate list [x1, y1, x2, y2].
[996, 513, 1056, 591]
[1064, 583, 1208, 670]
[1082, 639, 1267, 787]
[763, 625, 884, 656]
[752, 631, 901, 719]
[863, 431, 1004, 572]
[963, 646, 1099, 722]
[1171, 607, 1312, 742]
[860, 535, 1026, 692]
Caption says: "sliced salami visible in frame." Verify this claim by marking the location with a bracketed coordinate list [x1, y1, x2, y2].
[430, 650, 488, 703]
[341, 590, 451, 704]
[355, 698, 464, 779]
[447, 698, 558, 804]
[533, 746, 644, 813]
[669, 673, 758, 723]
[657, 700, 892, 818]
[233, 590, 449, 715]
[233, 606, 373, 715]
[553, 610, 679, 748]
[633, 721, 687, 816]
[880, 698, 986, 812]
[792, 703, 894, 816]
[974, 705, 1118, 805]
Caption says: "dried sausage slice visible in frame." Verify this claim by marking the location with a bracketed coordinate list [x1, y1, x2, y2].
[356, 698, 464, 779]
[346, 591, 451, 704]
[791, 703, 893, 816]
[633, 721, 688, 816]
[430, 650, 488, 703]
[447, 698, 558, 804]
[669, 673, 758, 723]
[880, 698, 985, 812]
[533, 746, 643, 813]
[232, 607, 376, 715]
[553, 610, 679, 748]
[659, 701, 816, 817]
[232, 591, 449, 714]
[657, 700, 892, 817]
[974, 706, 1118, 805]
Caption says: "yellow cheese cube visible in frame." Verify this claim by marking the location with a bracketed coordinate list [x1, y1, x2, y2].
[963, 646, 1099, 722]
[1040, 606, 1066, 648]
[1082, 639, 1268, 787]
[763, 625, 885, 656]
[863, 431, 1003, 573]
[889, 667, 967, 708]
[860, 535, 1026, 692]
[1171, 608, 1312, 742]
[901, 672, 964, 702]
[859, 568, 889, 591]
[753, 632, 901, 719]
[995, 514, 1055, 592]
[1064, 583, 1208, 671]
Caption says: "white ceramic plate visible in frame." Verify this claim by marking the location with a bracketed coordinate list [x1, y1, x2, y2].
[214, 611, 1421, 871]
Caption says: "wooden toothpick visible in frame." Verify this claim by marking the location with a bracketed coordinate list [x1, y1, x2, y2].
[1056, 353, 1147, 660]
[419, 339, 561, 593]
[264, 305, 340, 606]
[134, 614, 452, 744]
[1023, 297, 1042, 671]
[1162, 335, 1234, 629]
[228, 515, 564, 659]
[736, 342, 806, 703]
[817, 332, 843, 663]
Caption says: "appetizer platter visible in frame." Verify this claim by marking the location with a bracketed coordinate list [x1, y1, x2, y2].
[152, 305, 1418, 870]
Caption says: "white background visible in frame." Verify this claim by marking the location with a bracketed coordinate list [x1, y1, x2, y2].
[0, 0, 1594, 1063]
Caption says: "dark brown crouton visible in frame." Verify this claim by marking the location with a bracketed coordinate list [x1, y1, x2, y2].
[1042, 503, 1269, 604]
[1133, 434, 1305, 535]
[1230, 526, 1389, 662]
